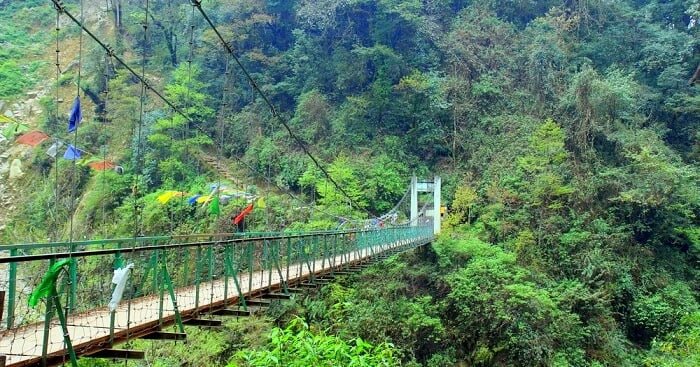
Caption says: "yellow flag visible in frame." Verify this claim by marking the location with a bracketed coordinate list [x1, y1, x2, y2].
[157, 191, 186, 204]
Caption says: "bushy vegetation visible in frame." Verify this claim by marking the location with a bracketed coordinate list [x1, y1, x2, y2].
[3, 0, 700, 365]
[231, 317, 399, 367]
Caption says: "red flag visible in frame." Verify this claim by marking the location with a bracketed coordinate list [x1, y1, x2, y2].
[233, 203, 254, 225]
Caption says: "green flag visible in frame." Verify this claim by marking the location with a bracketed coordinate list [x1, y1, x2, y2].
[210, 195, 220, 215]
[29, 259, 73, 308]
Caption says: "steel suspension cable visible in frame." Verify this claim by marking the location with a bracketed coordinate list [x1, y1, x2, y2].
[133, 0, 149, 238]
[228, 154, 359, 226]
[126, 0, 150, 355]
[189, 0, 376, 219]
[62, 0, 84, 337]
[67, 0, 84, 247]
[185, 2, 196, 130]
[52, 2, 61, 242]
[48, 0, 390, 228]
[101, 53, 115, 239]
[216, 53, 231, 222]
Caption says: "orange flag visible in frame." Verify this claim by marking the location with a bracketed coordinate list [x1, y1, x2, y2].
[233, 203, 254, 225]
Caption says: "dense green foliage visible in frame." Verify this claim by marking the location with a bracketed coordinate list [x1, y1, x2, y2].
[231, 317, 399, 367]
[2, 0, 700, 365]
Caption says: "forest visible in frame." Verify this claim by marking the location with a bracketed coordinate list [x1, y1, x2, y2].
[0, 0, 699, 366]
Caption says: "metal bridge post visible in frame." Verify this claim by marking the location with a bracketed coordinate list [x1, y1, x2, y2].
[69, 244, 77, 312]
[224, 245, 231, 307]
[194, 246, 202, 312]
[6, 249, 16, 329]
[323, 235, 330, 276]
[207, 245, 214, 311]
[226, 245, 247, 310]
[411, 176, 418, 227]
[183, 248, 190, 286]
[296, 238, 302, 280]
[311, 237, 317, 280]
[247, 242, 253, 298]
[433, 175, 442, 235]
[41, 258, 55, 367]
[285, 237, 291, 292]
[266, 240, 273, 289]
[273, 240, 288, 293]
[161, 258, 185, 333]
[51, 287, 78, 367]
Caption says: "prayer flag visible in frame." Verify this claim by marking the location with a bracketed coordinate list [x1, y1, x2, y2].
[29, 259, 73, 308]
[210, 195, 220, 215]
[108, 264, 134, 312]
[233, 203, 254, 225]
[188, 195, 201, 205]
[63, 144, 82, 160]
[157, 191, 181, 204]
[68, 96, 82, 133]
[46, 141, 63, 158]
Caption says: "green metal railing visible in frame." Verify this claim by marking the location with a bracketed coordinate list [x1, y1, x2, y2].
[0, 226, 433, 367]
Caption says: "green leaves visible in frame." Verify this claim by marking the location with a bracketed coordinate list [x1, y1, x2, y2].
[441, 232, 584, 366]
[231, 317, 399, 367]
[298, 153, 407, 217]
[645, 312, 700, 367]
[630, 282, 699, 346]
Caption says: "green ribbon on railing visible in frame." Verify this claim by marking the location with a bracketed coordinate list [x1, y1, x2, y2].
[28, 259, 73, 308]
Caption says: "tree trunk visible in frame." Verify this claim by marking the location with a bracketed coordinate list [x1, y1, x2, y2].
[689, 64, 700, 85]
[166, 32, 177, 66]
[113, 0, 122, 33]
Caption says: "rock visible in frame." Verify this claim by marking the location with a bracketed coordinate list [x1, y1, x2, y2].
[3, 110, 13, 118]
[26, 98, 40, 117]
[0, 100, 5, 111]
[9, 159, 23, 179]
[0, 162, 9, 176]
[63, 60, 79, 73]
[26, 91, 38, 98]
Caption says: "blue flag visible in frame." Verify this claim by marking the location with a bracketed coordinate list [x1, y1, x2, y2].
[68, 96, 82, 133]
[188, 195, 201, 206]
[63, 145, 82, 160]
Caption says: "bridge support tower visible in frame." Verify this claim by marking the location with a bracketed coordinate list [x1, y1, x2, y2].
[410, 175, 441, 234]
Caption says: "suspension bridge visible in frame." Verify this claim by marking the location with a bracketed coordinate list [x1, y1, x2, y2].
[0, 1, 444, 365]
[0, 226, 435, 366]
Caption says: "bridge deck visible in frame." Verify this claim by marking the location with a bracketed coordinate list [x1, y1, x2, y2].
[0, 240, 415, 366]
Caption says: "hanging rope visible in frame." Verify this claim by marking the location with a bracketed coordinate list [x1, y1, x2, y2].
[51, 1, 62, 242]
[126, 0, 150, 355]
[133, 0, 150, 238]
[101, 53, 114, 239]
[215, 52, 231, 222]
[68, 0, 84, 244]
[185, 2, 197, 179]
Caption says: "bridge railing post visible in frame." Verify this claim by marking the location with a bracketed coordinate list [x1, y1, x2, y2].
[194, 245, 202, 313]
[246, 241, 254, 298]
[285, 237, 291, 290]
[6, 248, 16, 329]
